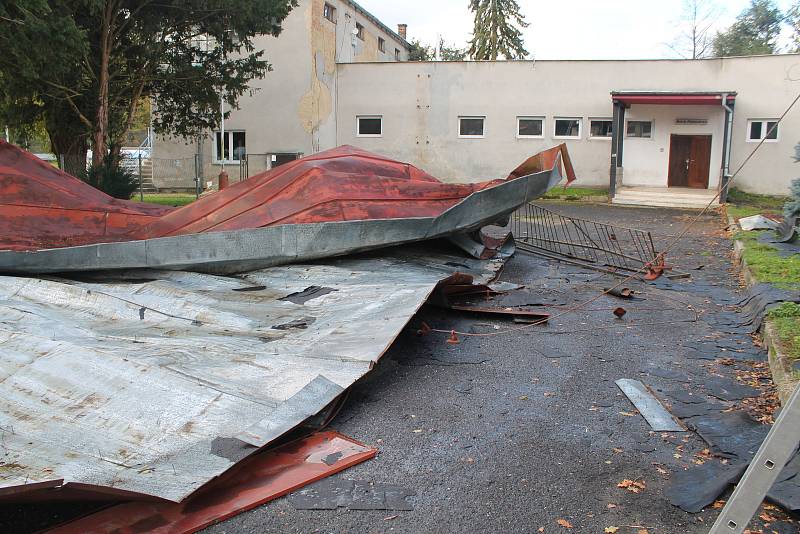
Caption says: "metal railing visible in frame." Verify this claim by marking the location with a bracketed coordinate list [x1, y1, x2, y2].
[511, 203, 660, 272]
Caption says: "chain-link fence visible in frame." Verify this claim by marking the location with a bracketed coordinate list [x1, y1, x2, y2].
[150, 156, 199, 191]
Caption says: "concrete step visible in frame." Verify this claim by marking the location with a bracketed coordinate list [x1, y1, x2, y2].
[612, 196, 719, 209]
[615, 189, 717, 201]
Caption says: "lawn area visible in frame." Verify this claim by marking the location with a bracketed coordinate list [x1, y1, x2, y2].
[728, 187, 799, 381]
[541, 186, 607, 201]
[726, 187, 789, 221]
[135, 193, 197, 207]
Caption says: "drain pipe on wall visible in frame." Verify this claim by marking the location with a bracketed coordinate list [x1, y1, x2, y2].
[721, 93, 734, 203]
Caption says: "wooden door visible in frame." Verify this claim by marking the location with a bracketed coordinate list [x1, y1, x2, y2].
[668, 135, 711, 189]
[687, 136, 711, 189]
[668, 135, 691, 187]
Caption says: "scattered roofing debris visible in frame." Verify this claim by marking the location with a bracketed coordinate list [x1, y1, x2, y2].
[615, 379, 684, 432]
[47, 432, 376, 534]
[0, 141, 573, 522]
[739, 214, 780, 231]
[0, 142, 574, 274]
[288, 478, 415, 511]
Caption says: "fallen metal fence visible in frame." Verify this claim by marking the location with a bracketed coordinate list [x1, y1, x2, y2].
[511, 203, 660, 272]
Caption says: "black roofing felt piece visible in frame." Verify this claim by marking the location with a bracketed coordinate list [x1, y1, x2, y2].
[665, 461, 747, 513]
[687, 411, 769, 460]
[701, 376, 760, 402]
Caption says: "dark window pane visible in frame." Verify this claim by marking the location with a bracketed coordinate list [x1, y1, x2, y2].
[232, 132, 246, 160]
[216, 131, 230, 161]
[555, 119, 580, 137]
[749, 121, 762, 140]
[590, 120, 612, 137]
[378, 38, 385, 52]
[273, 153, 299, 167]
[766, 121, 778, 140]
[518, 119, 542, 137]
[460, 118, 484, 136]
[358, 117, 382, 135]
[626, 121, 652, 138]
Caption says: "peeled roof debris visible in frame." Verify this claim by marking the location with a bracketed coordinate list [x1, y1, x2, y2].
[0, 141, 574, 274]
[0, 144, 571, 508]
[47, 431, 376, 534]
[615, 379, 684, 432]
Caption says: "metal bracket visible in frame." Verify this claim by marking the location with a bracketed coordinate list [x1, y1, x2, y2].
[709, 383, 800, 533]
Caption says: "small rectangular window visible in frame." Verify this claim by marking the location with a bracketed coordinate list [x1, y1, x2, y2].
[589, 119, 613, 138]
[459, 116, 485, 138]
[748, 119, 778, 142]
[378, 37, 386, 53]
[357, 115, 382, 137]
[395, 48, 401, 60]
[517, 117, 543, 138]
[554, 118, 581, 138]
[626, 120, 652, 138]
[355, 22, 364, 40]
[323, 3, 336, 23]
[214, 131, 246, 163]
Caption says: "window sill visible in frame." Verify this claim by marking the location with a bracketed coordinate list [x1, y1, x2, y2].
[517, 135, 544, 140]
[588, 137, 612, 141]
[356, 134, 383, 138]
[212, 161, 242, 165]
[459, 135, 485, 139]
[553, 136, 581, 140]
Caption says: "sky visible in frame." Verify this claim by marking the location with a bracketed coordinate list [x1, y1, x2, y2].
[356, 0, 796, 60]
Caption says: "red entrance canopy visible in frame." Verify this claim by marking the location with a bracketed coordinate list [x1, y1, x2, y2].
[612, 93, 736, 105]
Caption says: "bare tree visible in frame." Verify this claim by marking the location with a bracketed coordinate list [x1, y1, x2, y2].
[668, 0, 722, 59]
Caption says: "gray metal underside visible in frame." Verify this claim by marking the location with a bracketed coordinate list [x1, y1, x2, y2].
[0, 249, 506, 502]
[0, 166, 563, 275]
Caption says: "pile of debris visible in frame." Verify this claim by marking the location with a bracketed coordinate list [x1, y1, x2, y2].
[0, 141, 575, 530]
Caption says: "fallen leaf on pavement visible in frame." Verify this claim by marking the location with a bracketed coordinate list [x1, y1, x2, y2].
[384, 515, 398, 521]
[637, 530, 649, 534]
[557, 518, 573, 529]
[617, 479, 646, 493]
[604, 527, 619, 533]
[619, 411, 637, 417]
[654, 465, 669, 475]
[538, 528, 544, 533]
[606, 503, 617, 509]
[712, 500, 725, 509]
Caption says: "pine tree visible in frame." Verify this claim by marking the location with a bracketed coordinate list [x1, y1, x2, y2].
[467, 0, 529, 60]
[712, 0, 782, 57]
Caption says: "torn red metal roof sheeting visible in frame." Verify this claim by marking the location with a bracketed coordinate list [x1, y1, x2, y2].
[47, 431, 377, 534]
[0, 141, 575, 253]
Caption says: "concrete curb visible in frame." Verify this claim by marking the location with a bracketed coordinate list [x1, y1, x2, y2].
[727, 209, 798, 405]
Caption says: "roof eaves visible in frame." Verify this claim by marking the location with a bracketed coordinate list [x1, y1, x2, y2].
[342, 0, 411, 50]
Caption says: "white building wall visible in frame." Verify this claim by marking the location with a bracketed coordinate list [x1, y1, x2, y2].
[153, 0, 409, 188]
[332, 55, 800, 195]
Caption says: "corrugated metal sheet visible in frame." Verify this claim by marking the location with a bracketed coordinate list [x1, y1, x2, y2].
[0, 248, 504, 502]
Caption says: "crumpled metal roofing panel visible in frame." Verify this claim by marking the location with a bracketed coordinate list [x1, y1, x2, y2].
[0, 143, 573, 274]
[0, 249, 503, 502]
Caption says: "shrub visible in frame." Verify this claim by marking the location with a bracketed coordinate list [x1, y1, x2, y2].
[80, 158, 139, 200]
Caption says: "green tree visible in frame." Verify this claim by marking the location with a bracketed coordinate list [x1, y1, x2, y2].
[438, 38, 467, 61]
[0, 0, 297, 178]
[788, 1, 800, 52]
[712, 0, 782, 57]
[467, 0, 529, 60]
[408, 39, 433, 61]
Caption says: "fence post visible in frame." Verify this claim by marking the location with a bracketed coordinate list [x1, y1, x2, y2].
[194, 154, 200, 199]
[138, 153, 143, 201]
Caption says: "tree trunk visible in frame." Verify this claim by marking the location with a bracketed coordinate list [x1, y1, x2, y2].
[46, 105, 89, 178]
[91, 2, 116, 172]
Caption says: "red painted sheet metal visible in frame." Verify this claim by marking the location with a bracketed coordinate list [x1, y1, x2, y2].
[0, 142, 575, 252]
[46, 431, 377, 534]
[0, 140, 172, 251]
[612, 94, 736, 106]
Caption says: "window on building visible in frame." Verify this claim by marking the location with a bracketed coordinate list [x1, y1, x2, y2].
[747, 119, 779, 142]
[395, 48, 401, 60]
[626, 120, 652, 138]
[378, 37, 386, 53]
[214, 131, 246, 163]
[459, 116, 485, 138]
[323, 3, 336, 23]
[589, 119, 613, 138]
[271, 153, 301, 168]
[355, 23, 364, 40]
[517, 117, 544, 138]
[554, 118, 581, 138]
[357, 115, 382, 137]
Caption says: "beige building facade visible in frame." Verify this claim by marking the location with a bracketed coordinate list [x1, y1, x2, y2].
[155, 5, 799, 197]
